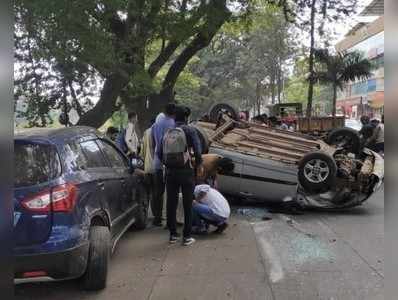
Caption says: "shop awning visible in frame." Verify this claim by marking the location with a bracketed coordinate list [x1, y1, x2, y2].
[368, 92, 384, 108]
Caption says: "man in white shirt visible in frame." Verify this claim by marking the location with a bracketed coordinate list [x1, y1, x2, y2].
[125, 112, 139, 157]
[192, 184, 230, 234]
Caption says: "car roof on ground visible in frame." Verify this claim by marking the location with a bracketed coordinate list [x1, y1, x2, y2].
[14, 126, 100, 143]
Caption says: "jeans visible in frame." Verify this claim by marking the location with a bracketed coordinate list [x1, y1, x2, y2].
[192, 202, 226, 228]
[166, 168, 194, 238]
[152, 169, 165, 222]
[374, 142, 384, 153]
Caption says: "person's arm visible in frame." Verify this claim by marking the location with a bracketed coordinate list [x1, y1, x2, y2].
[186, 126, 202, 165]
[140, 130, 147, 158]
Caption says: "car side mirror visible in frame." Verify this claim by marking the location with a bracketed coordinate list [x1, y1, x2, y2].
[130, 157, 144, 173]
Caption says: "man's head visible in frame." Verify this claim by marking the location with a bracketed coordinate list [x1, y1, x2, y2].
[371, 118, 380, 126]
[360, 115, 370, 125]
[175, 105, 190, 124]
[128, 112, 138, 124]
[106, 126, 119, 141]
[164, 103, 177, 118]
[194, 184, 210, 201]
[216, 157, 234, 175]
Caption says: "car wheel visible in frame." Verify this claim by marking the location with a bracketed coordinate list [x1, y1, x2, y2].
[209, 103, 239, 123]
[133, 185, 149, 230]
[298, 152, 337, 194]
[80, 226, 110, 291]
[326, 127, 361, 154]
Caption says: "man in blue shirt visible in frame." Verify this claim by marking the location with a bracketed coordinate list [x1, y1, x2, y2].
[151, 103, 176, 226]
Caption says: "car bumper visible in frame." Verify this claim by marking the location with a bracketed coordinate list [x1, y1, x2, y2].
[15, 242, 90, 282]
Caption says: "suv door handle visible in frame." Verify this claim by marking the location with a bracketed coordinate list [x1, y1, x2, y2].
[240, 191, 253, 197]
[97, 182, 105, 190]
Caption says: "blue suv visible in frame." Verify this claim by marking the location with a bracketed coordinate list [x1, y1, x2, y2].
[14, 126, 150, 290]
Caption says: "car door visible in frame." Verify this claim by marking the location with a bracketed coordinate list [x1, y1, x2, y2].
[209, 147, 243, 198]
[240, 155, 298, 202]
[97, 139, 137, 234]
[79, 139, 123, 238]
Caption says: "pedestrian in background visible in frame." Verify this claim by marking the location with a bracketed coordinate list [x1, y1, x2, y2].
[151, 104, 177, 226]
[368, 118, 384, 154]
[162, 106, 202, 246]
[359, 115, 375, 147]
[125, 112, 140, 158]
[105, 126, 119, 142]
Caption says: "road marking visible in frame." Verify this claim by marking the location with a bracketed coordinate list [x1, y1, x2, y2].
[253, 222, 284, 283]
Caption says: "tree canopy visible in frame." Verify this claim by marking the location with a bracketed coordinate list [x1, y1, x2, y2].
[313, 48, 373, 117]
[15, 0, 253, 128]
[14, 0, 363, 128]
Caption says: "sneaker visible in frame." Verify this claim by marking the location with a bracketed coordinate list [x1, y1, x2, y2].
[169, 233, 180, 244]
[214, 222, 228, 234]
[182, 237, 196, 246]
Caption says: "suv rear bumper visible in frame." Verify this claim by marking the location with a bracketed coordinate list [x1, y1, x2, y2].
[15, 242, 89, 282]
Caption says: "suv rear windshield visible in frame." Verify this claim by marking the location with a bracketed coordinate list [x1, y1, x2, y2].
[14, 142, 62, 188]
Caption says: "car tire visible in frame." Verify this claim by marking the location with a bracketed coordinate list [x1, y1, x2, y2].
[326, 127, 361, 154]
[133, 186, 149, 230]
[298, 152, 337, 194]
[80, 226, 110, 291]
[209, 103, 239, 123]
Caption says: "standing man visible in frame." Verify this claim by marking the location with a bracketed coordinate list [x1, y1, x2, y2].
[368, 118, 384, 154]
[162, 106, 202, 245]
[125, 112, 140, 158]
[151, 104, 177, 226]
[359, 115, 375, 148]
[140, 119, 156, 174]
[140, 119, 156, 211]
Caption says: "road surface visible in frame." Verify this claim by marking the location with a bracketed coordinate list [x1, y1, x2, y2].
[15, 187, 383, 300]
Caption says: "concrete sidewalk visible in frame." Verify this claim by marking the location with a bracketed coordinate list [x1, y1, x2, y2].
[14, 188, 383, 300]
[15, 216, 274, 300]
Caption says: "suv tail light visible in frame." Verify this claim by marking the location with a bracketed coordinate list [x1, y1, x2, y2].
[22, 183, 77, 213]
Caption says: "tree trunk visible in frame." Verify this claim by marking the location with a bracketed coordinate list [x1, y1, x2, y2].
[332, 83, 337, 127]
[277, 64, 282, 104]
[306, 0, 316, 118]
[77, 73, 128, 128]
[256, 81, 261, 115]
[271, 72, 276, 104]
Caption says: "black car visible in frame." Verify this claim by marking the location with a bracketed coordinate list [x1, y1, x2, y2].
[14, 126, 150, 290]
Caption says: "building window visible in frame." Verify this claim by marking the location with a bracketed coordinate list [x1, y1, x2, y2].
[367, 79, 376, 92]
[352, 81, 367, 96]
[376, 78, 384, 91]
[372, 55, 384, 69]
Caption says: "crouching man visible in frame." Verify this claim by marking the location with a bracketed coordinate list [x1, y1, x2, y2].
[192, 184, 230, 234]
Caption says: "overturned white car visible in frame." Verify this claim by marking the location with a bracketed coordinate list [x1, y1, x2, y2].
[193, 111, 384, 210]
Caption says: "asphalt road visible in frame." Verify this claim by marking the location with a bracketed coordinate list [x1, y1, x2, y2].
[14, 187, 383, 300]
[251, 186, 384, 300]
